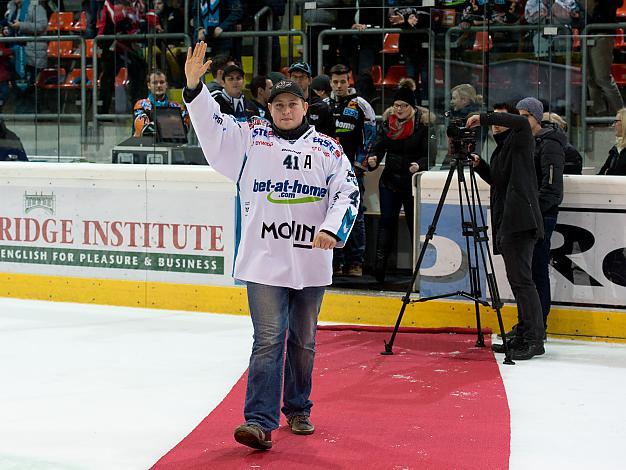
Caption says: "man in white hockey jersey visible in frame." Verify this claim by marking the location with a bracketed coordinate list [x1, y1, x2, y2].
[184, 43, 359, 451]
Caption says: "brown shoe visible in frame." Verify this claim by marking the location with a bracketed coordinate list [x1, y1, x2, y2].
[234, 423, 272, 450]
[347, 264, 363, 277]
[287, 415, 315, 435]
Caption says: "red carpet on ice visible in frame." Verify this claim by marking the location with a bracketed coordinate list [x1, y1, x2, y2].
[153, 327, 510, 469]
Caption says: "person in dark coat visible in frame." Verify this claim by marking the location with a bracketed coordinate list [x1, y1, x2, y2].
[0, 118, 27, 161]
[517, 97, 565, 334]
[543, 112, 583, 175]
[468, 104, 545, 361]
[211, 64, 257, 122]
[599, 108, 626, 175]
[366, 84, 431, 283]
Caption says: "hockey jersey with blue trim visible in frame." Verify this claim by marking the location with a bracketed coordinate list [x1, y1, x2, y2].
[185, 84, 359, 289]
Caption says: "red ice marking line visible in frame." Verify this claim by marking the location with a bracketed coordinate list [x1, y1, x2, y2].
[152, 328, 510, 470]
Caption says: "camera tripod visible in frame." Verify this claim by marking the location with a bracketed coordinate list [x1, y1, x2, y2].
[381, 154, 515, 365]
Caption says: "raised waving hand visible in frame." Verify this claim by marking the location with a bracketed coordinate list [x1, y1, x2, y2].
[185, 42, 212, 90]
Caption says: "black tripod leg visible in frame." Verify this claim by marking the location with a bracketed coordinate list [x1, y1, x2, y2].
[382, 162, 459, 355]
[457, 161, 486, 347]
[469, 166, 514, 364]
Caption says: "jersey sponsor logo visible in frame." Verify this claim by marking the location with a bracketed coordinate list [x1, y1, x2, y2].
[336, 121, 356, 132]
[312, 136, 342, 158]
[212, 113, 224, 126]
[252, 178, 327, 204]
[342, 107, 359, 118]
[252, 127, 273, 138]
[260, 220, 316, 249]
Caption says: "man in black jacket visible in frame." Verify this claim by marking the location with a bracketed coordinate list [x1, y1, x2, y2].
[288, 62, 336, 137]
[517, 98, 565, 334]
[467, 105, 545, 360]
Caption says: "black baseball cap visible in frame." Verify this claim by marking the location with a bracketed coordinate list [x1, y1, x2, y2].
[223, 64, 244, 77]
[288, 62, 312, 77]
[268, 80, 306, 103]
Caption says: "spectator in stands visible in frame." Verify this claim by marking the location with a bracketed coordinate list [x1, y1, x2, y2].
[132, 69, 189, 137]
[248, 75, 272, 120]
[299, 0, 341, 74]
[193, 0, 242, 57]
[3, 0, 48, 99]
[586, 0, 624, 116]
[449, 83, 482, 120]
[389, 3, 431, 103]
[599, 108, 626, 175]
[150, 0, 186, 86]
[516, 97, 565, 337]
[98, 0, 148, 114]
[328, 63, 377, 277]
[206, 54, 237, 93]
[311, 74, 332, 102]
[0, 118, 27, 161]
[211, 64, 256, 122]
[366, 82, 432, 283]
[543, 112, 583, 175]
[288, 62, 335, 137]
[343, 0, 382, 101]
[154, 0, 185, 33]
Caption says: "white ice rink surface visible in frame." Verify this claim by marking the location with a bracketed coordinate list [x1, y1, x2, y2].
[1, 298, 625, 470]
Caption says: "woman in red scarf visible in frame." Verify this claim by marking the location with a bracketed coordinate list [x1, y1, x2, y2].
[367, 82, 433, 283]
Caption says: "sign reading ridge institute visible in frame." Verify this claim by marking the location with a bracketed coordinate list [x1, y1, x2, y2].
[0, 184, 234, 282]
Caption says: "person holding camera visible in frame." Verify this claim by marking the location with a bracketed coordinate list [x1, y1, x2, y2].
[183, 42, 360, 450]
[467, 104, 545, 361]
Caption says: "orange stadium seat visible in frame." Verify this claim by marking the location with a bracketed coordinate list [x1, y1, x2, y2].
[61, 68, 95, 89]
[381, 33, 400, 54]
[382, 65, 407, 87]
[472, 32, 493, 52]
[47, 40, 73, 59]
[72, 11, 87, 32]
[371, 65, 382, 86]
[48, 12, 74, 32]
[615, 29, 626, 50]
[115, 67, 129, 87]
[611, 63, 626, 87]
[36, 68, 66, 90]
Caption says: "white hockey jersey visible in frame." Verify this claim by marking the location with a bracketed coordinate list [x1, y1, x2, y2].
[185, 85, 360, 289]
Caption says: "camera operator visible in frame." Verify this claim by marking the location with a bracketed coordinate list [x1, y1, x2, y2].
[466, 104, 545, 361]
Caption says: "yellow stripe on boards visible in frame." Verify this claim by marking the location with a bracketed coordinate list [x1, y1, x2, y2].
[0, 272, 624, 342]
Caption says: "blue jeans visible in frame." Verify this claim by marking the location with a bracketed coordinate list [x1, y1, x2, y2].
[532, 215, 557, 328]
[244, 281, 325, 431]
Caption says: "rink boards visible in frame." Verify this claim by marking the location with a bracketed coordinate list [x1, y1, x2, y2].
[0, 163, 624, 340]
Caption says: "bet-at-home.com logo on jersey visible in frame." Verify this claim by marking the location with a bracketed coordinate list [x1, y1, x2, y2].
[253, 178, 328, 204]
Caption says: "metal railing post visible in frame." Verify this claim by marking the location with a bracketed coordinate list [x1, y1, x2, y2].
[253, 6, 272, 76]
